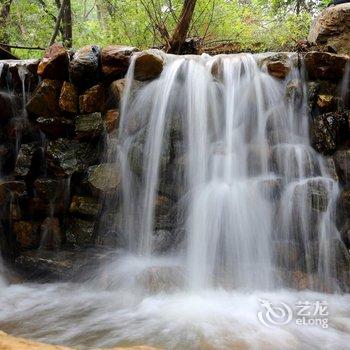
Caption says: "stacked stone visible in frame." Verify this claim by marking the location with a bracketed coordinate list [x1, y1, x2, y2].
[0, 43, 165, 279]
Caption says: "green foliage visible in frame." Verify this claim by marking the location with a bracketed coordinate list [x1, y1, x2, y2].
[0, 0, 329, 58]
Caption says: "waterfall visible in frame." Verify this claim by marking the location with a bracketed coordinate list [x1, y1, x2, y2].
[114, 53, 345, 292]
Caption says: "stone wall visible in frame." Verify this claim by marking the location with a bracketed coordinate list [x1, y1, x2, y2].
[0, 44, 349, 285]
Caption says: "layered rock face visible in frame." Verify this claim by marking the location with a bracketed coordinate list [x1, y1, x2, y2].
[0, 44, 349, 291]
[308, 3, 350, 55]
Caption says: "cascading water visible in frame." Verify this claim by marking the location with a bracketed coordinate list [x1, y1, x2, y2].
[0, 53, 350, 349]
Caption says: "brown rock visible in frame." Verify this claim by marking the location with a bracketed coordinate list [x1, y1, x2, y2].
[334, 149, 350, 185]
[308, 3, 350, 55]
[14, 143, 40, 177]
[26, 79, 62, 117]
[105, 109, 120, 133]
[13, 221, 40, 249]
[59, 81, 79, 113]
[134, 50, 164, 81]
[79, 84, 106, 113]
[107, 79, 126, 108]
[267, 60, 291, 79]
[0, 91, 14, 121]
[40, 217, 62, 250]
[34, 178, 65, 200]
[317, 94, 335, 111]
[37, 43, 69, 80]
[0, 179, 26, 204]
[101, 45, 138, 80]
[304, 51, 349, 81]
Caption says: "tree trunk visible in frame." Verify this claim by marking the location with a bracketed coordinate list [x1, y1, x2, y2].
[62, 0, 72, 47]
[167, 0, 197, 53]
[50, 0, 67, 45]
[0, 0, 12, 52]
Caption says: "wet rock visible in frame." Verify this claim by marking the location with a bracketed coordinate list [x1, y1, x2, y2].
[86, 163, 121, 194]
[69, 195, 101, 217]
[79, 84, 106, 113]
[306, 179, 331, 212]
[304, 52, 349, 81]
[263, 53, 291, 79]
[37, 43, 69, 80]
[66, 218, 96, 247]
[0, 91, 14, 122]
[258, 178, 283, 200]
[152, 230, 176, 253]
[0, 180, 26, 204]
[75, 112, 104, 139]
[285, 79, 303, 103]
[324, 156, 339, 181]
[46, 138, 101, 177]
[69, 45, 101, 90]
[6, 59, 40, 92]
[40, 217, 62, 250]
[26, 79, 62, 117]
[308, 3, 350, 55]
[134, 50, 164, 81]
[107, 79, 125, 108]
[33, 178, 64, 200]
[105, 109, 120, 133]
[137, 266, 184, 293]
[36, 116, 74, 138]
[14, 250, 105, 281]
[101, 45, 138, 80]
[317, 94, 336, 111]
[24, 197, 66, 217]
[333, 149, 350, 185]
[13, 221, 40, 249]
[310, 111, 348, 154]
[14, 142, 40, 177]
[59, 81, 79, 114]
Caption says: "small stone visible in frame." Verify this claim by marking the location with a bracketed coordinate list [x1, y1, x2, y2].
[105, 109, 120, 133]
[26, 79, 62, 117]
[59, 81, 79, 114]
[134, 50, 164, 81]
[69, 195, 101, 217]
[79, 84, 106, 113]
[37, 43, 69, 80]
[75, 112, 104, 139]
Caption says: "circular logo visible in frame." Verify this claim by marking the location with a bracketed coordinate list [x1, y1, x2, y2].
[257, 298, 293, 327]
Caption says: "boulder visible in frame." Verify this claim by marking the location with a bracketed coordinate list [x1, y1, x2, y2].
[75, 112, 104, 139]
[59, 81, 79, 114]
[13, 221, 40, 249]
[0, 179, 26, 204]
[69, 45, 101, 90]
[79, 84, 106, 113]
[37, 43, 69, 80]
[40, 217, 62, 250]
[86, 163, 121, 194]
[66, 218, 96, 247]
[263, 53, 291, 79]
[107, 78, 125, 108]
[26, 79, 62, 117]
[304, 52, 349, 81]
[101, 45, 138, 80]
[14, 142, 40, 177]
[69, 195, 101, 217]
[46, 138, 101, 177]
[310, 111, 348, 154]
[308, 3, 350, 55]
[134, 50, 164, 81]
[36, 116, 74, 138]
[105, 109, 120, 133]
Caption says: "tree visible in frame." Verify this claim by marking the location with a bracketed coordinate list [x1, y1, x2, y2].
[167, 0, 197, 53]
[0, 0, 12, 51]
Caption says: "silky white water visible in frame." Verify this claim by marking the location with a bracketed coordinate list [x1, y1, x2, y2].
[0, 53, 349, 349]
